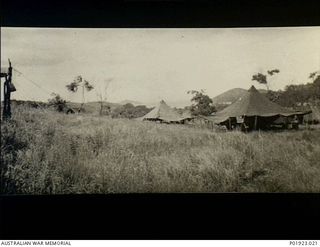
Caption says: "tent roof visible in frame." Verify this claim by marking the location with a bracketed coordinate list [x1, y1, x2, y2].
[180, 109, 193, 119]
[141, 100, 187, 122]
[211, 85, 310, 123]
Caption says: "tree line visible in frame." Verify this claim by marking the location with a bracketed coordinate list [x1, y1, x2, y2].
[265, 72, 320, 107]
[47, 70, 320, 118]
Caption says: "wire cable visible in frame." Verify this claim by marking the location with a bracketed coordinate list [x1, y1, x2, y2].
[13, 67, 53, 96]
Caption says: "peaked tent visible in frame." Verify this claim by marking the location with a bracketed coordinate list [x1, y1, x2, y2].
[141, 100, 189, 123]
[208, 85, 311, 129]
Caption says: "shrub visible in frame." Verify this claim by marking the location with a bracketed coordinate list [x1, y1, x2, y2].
[48, 93, 67, 112]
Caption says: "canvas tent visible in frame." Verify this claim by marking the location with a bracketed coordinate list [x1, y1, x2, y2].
[297, 104, 320, 124]
[208, 85, 311, 130]
[180, 109, 193, 121]
[141, 100, 191, 123]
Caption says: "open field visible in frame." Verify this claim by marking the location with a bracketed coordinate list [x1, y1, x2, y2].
[1, 106, 320, 194]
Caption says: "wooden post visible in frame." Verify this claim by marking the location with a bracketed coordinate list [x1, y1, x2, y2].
[254, 115, 258, 131]
[242, 116, 246, 132]
[2, 76, 7, 119]
[78, 84, 84, 113]
[228, 118, 232, 130]
[3, 60, 12, 120]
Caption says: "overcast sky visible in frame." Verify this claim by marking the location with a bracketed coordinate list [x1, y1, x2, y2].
[1, 27, 320, 107]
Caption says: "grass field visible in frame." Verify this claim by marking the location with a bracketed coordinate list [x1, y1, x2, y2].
[1, 106, 320, 194]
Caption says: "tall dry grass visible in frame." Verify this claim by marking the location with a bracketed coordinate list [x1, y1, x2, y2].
[1, 105, 320, 194]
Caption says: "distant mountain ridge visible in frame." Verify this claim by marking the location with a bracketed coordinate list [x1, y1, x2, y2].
[212, 88, 247, 105]
[212, 87, 267, 105]
[118, 100, 144, 106]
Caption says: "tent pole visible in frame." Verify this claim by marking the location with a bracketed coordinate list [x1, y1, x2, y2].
[254, 115, 258, 130]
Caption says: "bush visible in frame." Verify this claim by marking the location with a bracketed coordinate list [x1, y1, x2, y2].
[187, 90, 216, 116]
[111, 104, 152, 119]
[48, 93, 67, 112]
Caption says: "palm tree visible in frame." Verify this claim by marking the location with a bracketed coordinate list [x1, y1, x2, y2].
[252, 69, 280, 91]
[66, 75, 94, 112]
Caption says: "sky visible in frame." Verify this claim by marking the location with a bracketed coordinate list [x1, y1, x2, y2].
[1, 27, 320, 107]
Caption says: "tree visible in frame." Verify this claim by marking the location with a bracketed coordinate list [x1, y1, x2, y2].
[265, 90, 283, 103]
[48, 93, 67, 112]
[111, 103, 152, 119]
[187, 90, 216, 116]
[96, 78, 112, 116]
[308, 70, 320, 101]
[260, 70, 320, 108]
[309, 70, 320, 85]
[66, 75, 94, 112]
[267, 69, 280, 76]
[252, 69, 280, 90]
[309, 71, 319, 80]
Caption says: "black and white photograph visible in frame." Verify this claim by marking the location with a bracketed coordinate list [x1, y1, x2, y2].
[1, 26, 320, 194]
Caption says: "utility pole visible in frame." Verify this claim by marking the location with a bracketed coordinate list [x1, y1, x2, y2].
[79, 79, 86, 113]
[1, 59, 16, 120]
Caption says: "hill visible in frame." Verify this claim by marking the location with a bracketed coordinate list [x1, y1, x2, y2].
[212, 87, 268, 105]
[118, 100, 144, 106]
[212, 88, 247, 105]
